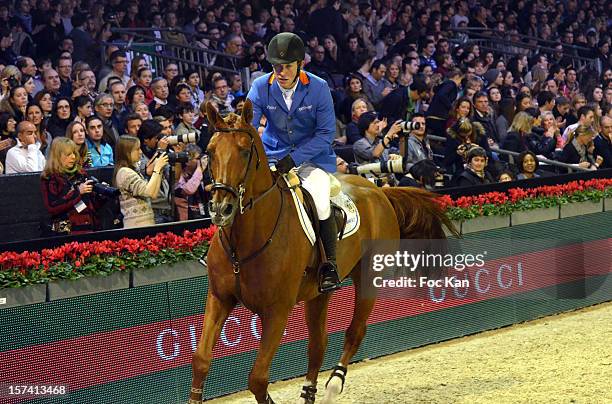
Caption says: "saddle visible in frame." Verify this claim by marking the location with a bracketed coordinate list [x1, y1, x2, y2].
[283, 171, 360, 247]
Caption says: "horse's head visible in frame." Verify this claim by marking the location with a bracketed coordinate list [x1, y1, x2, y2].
[205, 99, 267, 227]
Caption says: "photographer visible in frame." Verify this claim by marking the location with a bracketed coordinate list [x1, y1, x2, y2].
[353, 111, 402, 186]
[174, 144, 211, 221]
[113, 135, 169, 228]
[40, 137, 105, 235]
[398, 159, 443, 189]
[138, 119, 190, 223]
[404, 113, 433, 171]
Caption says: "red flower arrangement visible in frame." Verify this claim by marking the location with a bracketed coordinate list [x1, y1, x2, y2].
[438, 179, 612, 221]
[0, 227, 217, 289]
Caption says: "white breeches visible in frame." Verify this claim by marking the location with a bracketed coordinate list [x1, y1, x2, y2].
[298, 164, 331, 220]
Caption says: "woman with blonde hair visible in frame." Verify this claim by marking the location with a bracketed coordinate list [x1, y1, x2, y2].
[40, 138, 101, 235]
[540, 110, 564, 153]
[560, 125, 600, 169]
[0, 65, 22, 99]
[502, 110, 556, 159]
[113, 134, 169, 228]
[65, 121, 92, 168]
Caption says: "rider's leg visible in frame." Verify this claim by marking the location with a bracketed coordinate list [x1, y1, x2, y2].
[299, 165, 341, 293]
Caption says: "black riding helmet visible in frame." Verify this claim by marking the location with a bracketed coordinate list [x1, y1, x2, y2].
[266, 32, 306, 65]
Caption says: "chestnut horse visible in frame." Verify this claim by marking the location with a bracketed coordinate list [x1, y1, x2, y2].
[189, 100, 457, 404]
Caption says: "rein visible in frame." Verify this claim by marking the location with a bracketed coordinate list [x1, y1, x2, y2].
[209, 126, 285, 303]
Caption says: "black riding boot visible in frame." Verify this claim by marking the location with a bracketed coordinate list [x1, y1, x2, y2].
[318, 216, 341, 293]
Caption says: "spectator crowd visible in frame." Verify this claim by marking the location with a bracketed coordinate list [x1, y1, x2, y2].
[0, 0, 610, 235]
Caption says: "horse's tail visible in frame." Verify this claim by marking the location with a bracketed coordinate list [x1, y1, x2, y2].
[381, 187, 460, 239]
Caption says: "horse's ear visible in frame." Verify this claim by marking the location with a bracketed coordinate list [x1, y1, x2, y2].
[205, 101, 224, 128]
[241, 98, 253, 127]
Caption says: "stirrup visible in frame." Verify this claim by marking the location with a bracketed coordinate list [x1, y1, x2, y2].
[318, 262, 341, 293]
[300, 385, 317, 403]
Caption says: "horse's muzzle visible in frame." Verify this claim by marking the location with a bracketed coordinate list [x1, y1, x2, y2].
[209, 200, 237, 227]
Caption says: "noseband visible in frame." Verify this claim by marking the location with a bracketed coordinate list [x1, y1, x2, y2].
[208, 126, 277, 214]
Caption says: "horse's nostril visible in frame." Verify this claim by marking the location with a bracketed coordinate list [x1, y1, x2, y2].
[223, 204, 234, 216]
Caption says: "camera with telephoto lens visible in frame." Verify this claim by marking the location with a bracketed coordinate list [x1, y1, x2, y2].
[167, 151, 189, 164]
[397, 120, 422, 134]
[165, 132, 198, 146]
[347, 158, 405, 176]
[89, 176, 120, 197]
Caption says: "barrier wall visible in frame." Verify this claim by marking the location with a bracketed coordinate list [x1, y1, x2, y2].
[0, 212, 611, 403]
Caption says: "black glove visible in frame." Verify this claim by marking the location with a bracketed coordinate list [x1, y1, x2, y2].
[275, 154, 296, 174]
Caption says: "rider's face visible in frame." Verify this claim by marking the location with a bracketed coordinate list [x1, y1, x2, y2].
[273, 61, 303, 89]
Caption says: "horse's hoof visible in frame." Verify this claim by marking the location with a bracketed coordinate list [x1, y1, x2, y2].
[188, 400, 202, 404]
[322, 365, 347, 404]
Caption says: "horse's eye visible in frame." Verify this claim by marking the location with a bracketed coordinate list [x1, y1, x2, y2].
[239, 149, 250, 159]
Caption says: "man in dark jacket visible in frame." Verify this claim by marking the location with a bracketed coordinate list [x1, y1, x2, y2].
[473, 91, 500, 142]
[379, 76, 430, 123]
[426, 68, 464, 137]
[456, 147, 495, 187]
[594, 116, 612, 169]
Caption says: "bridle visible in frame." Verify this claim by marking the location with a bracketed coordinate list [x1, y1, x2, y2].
[208, 124, 285, 303]
[208, 126, 277, 215]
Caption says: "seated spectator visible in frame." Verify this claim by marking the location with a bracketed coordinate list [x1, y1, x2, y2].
[85, 115, 113, 167]
[25, 103, 51, 157]
[540, 111, 564, 157]
[40, 137, 103, 235]
[559, 125, 598, 169]
[175, 104, 201, 138]
[552, 96, 570, 131]
[0, 86, 28, 122]
[515, 92, 533, 113]
[123, 113, 142, 137]
[362, 60, 392, 108]
[47, 97, 73, 138]
[98, 50, 129, 93]
[126, 85, 146, 112]
[446, 96, 473, 130]
[65, 121, 92, 168]
[148, 77, 170, 112]
[93, 93, 120, 149]
[497, 170, 515, 182]
[444, 117, 486, 176]
[515, 151, 542, 179]
[562, 105, 595, 143]
[472, 91, 500, 142]
[174, 144, 210, 221]
[210, 76, 234, 117]
[398, 159, 442, 189]
[0, 113, 17, 168]
[5, 120, 45, 173]
[72, 95, 93, 124]
[455, 147, 494, 187]
[33, 89, 53, 119]
[501, 111, 555, 159]
[345, 98, 369, 145]
[184, 69, 205, 109]
[113, 135, 169, 228]
[133, 102, 151, 121]
[404, 113, 433, 171]
[135, 68, 154, 104]
[565, 94, 587, 127]
[594, 116, 612, 169]
[337, 75, 372, 125]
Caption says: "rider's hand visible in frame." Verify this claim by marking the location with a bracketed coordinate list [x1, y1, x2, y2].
[275, 154, 296, 174]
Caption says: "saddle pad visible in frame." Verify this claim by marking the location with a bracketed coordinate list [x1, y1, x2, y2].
[284, 177, 360, 246]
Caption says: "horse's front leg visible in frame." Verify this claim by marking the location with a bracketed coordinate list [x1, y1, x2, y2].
[249, 308, 292, 403]
[189, 290, 236, 403]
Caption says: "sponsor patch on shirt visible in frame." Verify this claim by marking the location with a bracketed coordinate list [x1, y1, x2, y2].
[298, 105, 313, 112]
[266, 105, 277, 110]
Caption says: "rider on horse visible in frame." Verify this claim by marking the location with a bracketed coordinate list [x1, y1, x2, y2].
[246, 32, 342, 293]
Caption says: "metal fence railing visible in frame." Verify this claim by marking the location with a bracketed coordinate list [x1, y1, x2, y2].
[427, 134, 590, 173]
[105, 28, 251, 92]
[448, 27, 600, 73]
